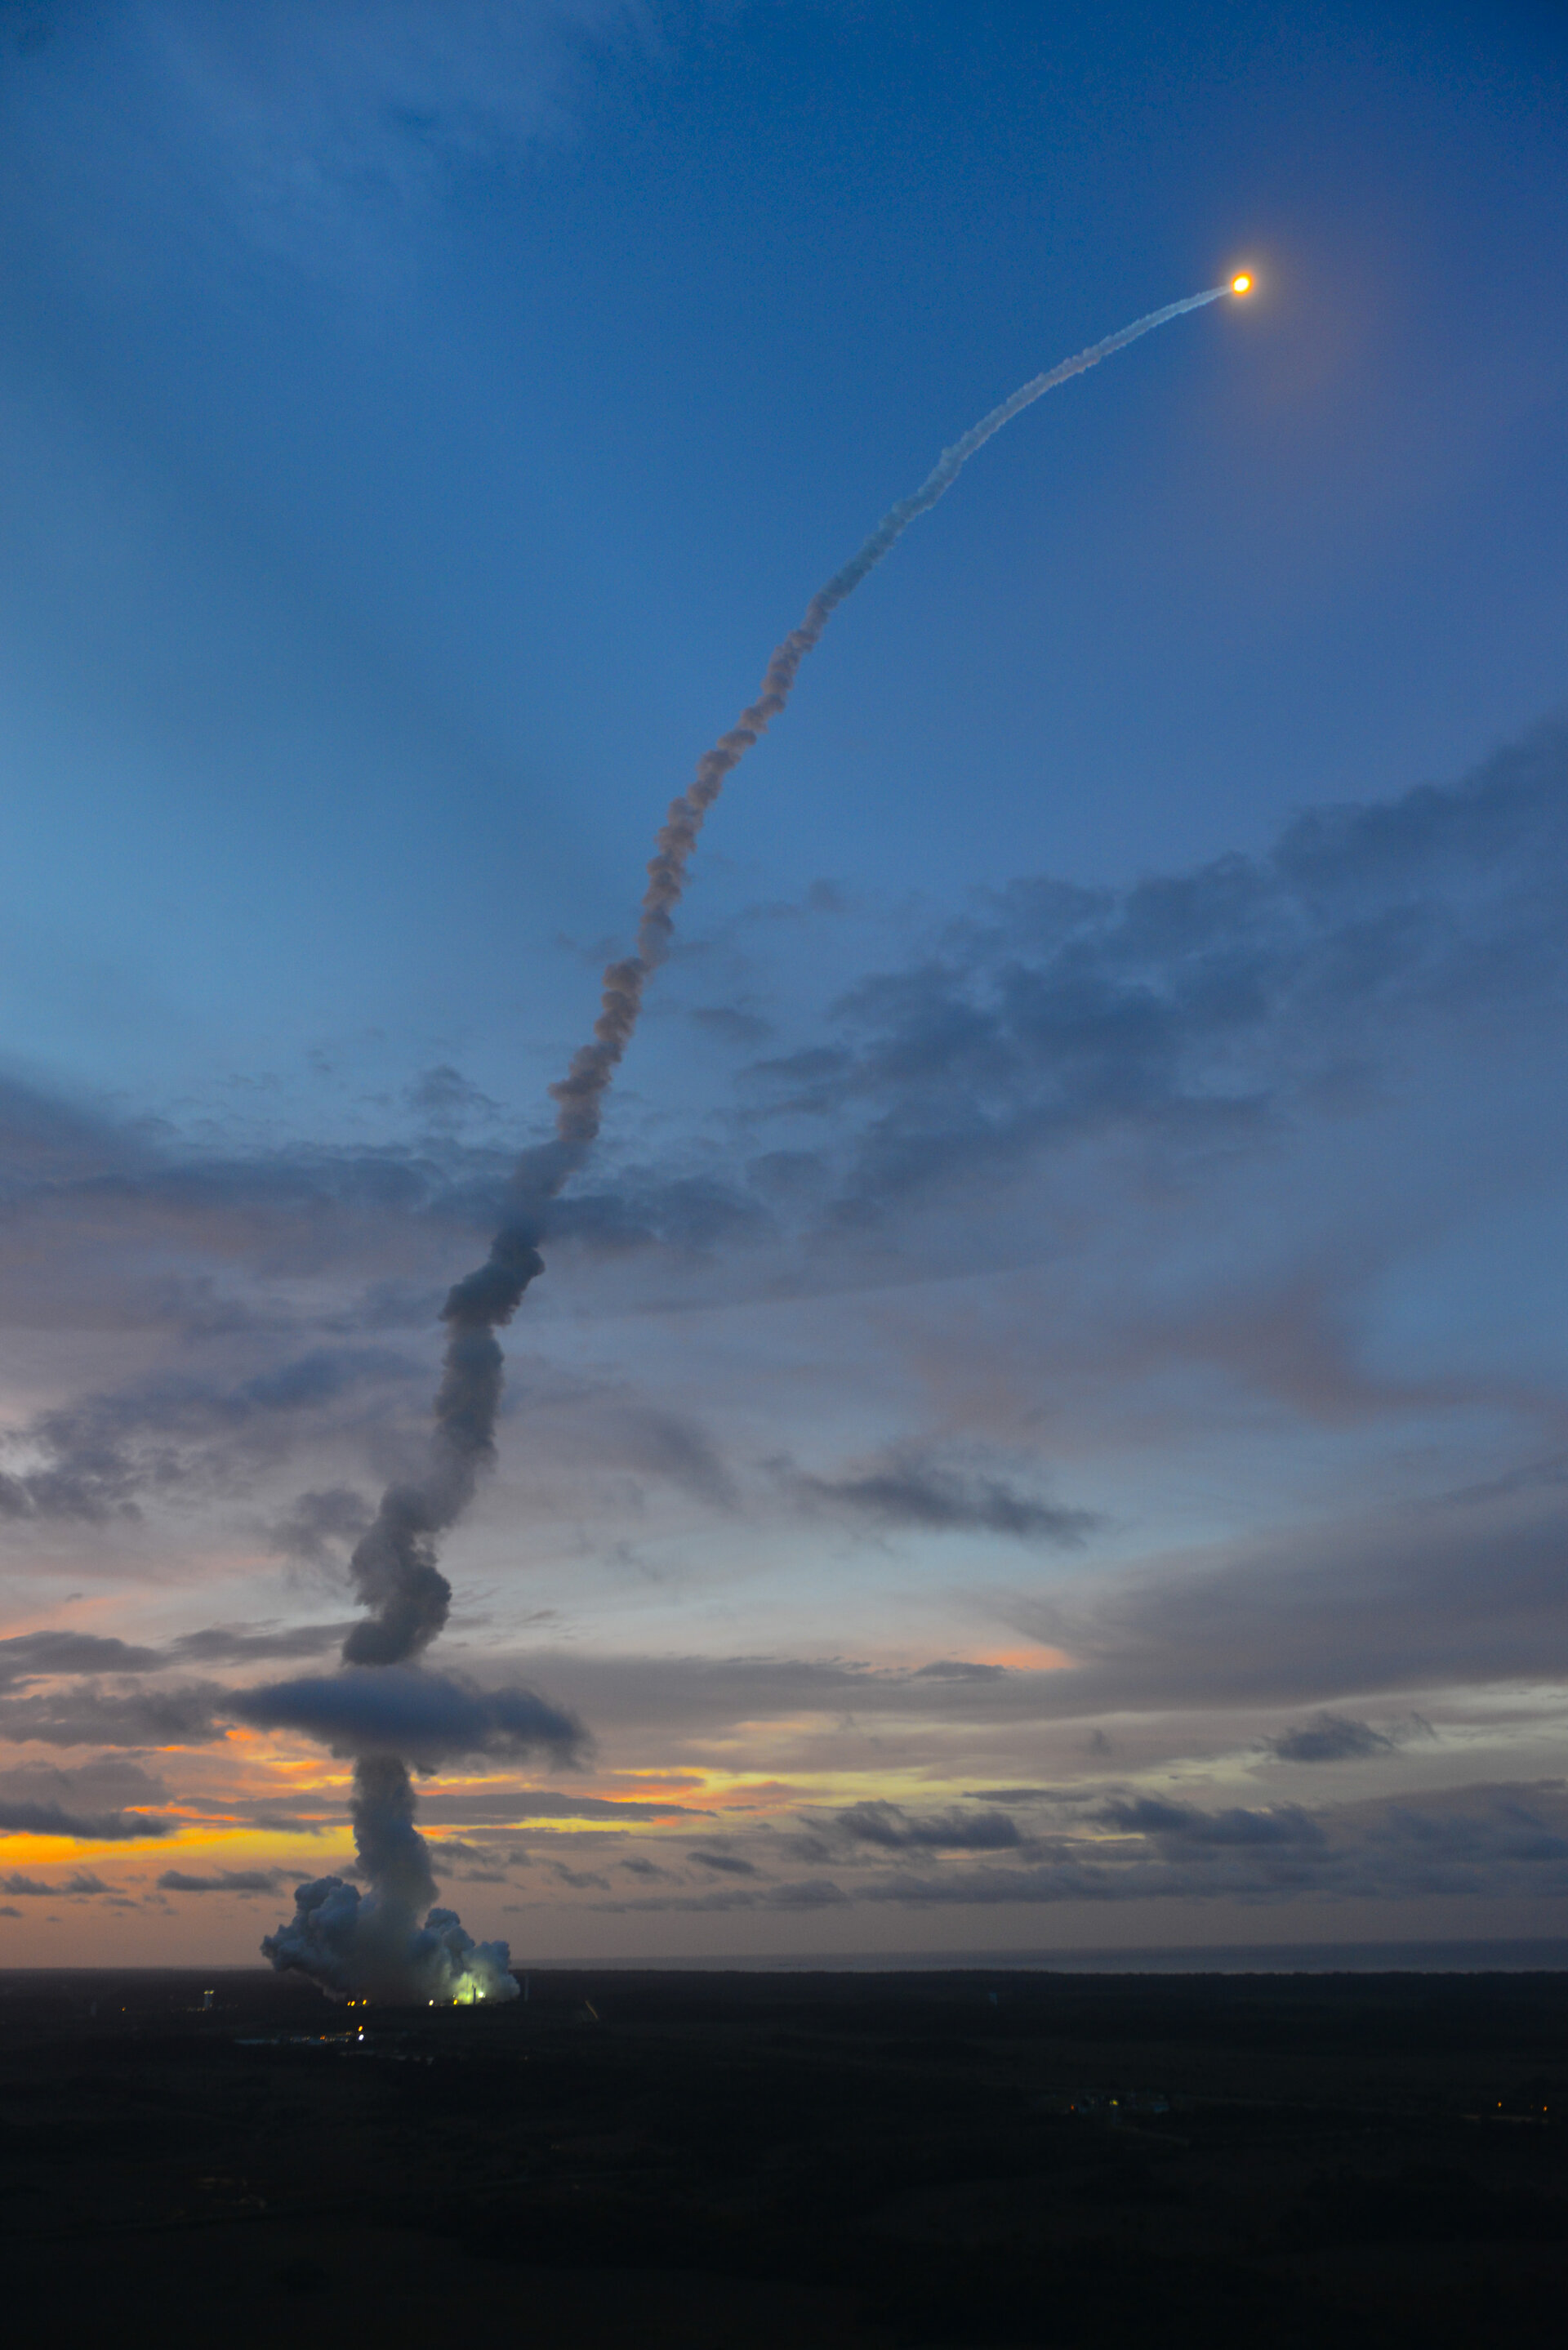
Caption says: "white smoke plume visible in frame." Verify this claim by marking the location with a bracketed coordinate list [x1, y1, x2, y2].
[270, 282, 1233, 2000]
[262, 1755, 519, 2003]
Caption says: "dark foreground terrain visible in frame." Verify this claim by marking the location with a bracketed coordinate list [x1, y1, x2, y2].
[2, 1964, 1565, 2347]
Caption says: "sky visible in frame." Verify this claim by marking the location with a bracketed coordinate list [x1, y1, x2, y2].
[2, 0, 1568, 1968]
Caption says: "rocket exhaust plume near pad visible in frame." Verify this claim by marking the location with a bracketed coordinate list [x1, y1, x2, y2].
[262, 1757, 516, 2003]
[267, 274, 1245, 2000]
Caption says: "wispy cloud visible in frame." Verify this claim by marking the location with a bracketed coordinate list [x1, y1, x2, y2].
[754, 722, 1568, 1228]
[7, 2, 670, 290]
[833, 1799, 1025, 1853]
[156, 1866, 287, 1894]
[3, 730, 1567, 1936]
[0, 1799, 170, 1840]
[782, 1443, 1097, 1545]
[1012, 1464, 1568, 1715]
[1, 1871, 112, 1897]
[1263, 1712, 1401, 1764]
[852, 1783, 1568, 1909]
[0, 1684, 228, 1750]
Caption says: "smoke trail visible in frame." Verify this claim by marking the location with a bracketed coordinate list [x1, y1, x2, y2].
[262, 1755, 519, 2003]
[267, 282, 1234, 2001]
[341, 282, 1234, 1667]
[340, 1224, 546, 1666]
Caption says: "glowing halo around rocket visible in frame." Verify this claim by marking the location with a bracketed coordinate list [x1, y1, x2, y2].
[1231, 272, 1254, 295]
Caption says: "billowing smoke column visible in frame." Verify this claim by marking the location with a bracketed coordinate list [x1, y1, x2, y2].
[263, 1756, 519, 2004]
[339, 1224, 547, 1668]
[269, 280, 1237, 2001]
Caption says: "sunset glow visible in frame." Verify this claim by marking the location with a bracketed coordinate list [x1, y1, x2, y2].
[2, 2, 1563, 1982]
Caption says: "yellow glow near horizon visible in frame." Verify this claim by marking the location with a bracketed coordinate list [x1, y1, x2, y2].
[1232, 272, 1253, 295]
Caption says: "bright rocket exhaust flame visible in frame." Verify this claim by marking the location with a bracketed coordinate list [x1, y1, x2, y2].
[266, 270, 1241, 2006]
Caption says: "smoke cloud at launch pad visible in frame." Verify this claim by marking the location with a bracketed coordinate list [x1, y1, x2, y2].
[262, 1756, 519, 2004]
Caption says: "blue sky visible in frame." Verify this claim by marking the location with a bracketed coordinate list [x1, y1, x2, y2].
[2, 0, 1568, 1964]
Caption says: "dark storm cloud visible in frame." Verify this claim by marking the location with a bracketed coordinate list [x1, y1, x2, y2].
[785, 1444, 1098, 1545]
[228, 1666, 587, 1767]
[156, 1868, 287, 1894]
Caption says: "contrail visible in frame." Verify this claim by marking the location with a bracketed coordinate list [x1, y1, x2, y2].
[341, 279, 1241, 1668]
